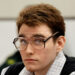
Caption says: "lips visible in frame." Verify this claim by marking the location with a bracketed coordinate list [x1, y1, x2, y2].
[25, 59, 37, 62]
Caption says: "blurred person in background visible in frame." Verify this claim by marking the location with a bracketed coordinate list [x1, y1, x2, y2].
[0, 51, 22, 73]
[1, 3, 75, 75]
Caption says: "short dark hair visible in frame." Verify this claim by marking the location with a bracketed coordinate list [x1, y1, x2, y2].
[16, 3, 65, 40]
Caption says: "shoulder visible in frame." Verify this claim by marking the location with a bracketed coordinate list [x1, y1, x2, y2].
[70, 71, 75, 75]
[61, 55, 75, 75]
[1, 67, 9, 75]
[65, 55, 75, 67]
[1, 62, 24, 75]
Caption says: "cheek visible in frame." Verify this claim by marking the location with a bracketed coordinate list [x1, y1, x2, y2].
[46, 40, 57, 59]
[19, 51, 25, 61]
[39, 44, 57, 66]
[36, 48, 56, 68]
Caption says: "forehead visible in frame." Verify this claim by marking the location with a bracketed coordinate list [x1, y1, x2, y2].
[19, 24, 52, 37]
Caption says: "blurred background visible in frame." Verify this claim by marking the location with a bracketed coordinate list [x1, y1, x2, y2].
[0, 0, 75, 72]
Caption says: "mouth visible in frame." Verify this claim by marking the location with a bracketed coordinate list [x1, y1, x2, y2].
[25, 59, 37, 62]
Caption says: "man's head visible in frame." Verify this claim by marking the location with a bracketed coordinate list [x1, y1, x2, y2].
[17, 4, 65, 40]
[15, 3, 66, 72]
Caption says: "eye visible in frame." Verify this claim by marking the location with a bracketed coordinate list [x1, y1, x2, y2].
[20, 39, 27, 45]
[34, 39, 44, 45]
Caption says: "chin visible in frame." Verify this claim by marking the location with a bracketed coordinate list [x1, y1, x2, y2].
[27, 68, 35, 72]
[26, 65, 39, 72]
[26, 67, 36, 72]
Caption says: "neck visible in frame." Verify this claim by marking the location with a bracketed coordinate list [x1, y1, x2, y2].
[34, 70, 47, 75]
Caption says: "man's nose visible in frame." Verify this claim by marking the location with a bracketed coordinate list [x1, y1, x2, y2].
[25, 44, 34, 55]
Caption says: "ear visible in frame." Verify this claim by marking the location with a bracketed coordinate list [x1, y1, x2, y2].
[56, 36, 66, 53]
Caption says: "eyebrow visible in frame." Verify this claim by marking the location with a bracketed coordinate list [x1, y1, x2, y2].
[18, 34, 25, 37]
[19, 34, 46, 38]
[32, 34, 46, 38]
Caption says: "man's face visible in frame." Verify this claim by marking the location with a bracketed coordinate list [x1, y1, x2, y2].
[19, 24, 59, 72]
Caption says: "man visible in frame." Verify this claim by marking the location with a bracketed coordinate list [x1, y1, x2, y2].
[1, 3, 75, 75]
